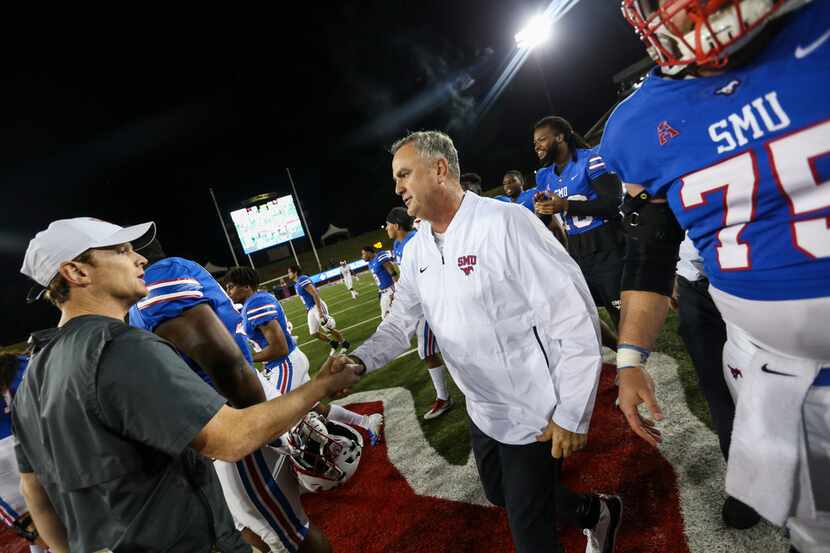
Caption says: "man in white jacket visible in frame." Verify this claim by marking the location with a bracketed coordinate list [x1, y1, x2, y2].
[330, 131, 622, 553]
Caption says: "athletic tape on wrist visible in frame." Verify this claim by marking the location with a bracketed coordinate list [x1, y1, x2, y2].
[616, 343, 650, 371]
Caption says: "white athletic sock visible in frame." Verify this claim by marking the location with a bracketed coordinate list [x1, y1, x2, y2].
[328, 404, 367, 428]
[428, 365, 449, 401]
[351, 290, 358, 298]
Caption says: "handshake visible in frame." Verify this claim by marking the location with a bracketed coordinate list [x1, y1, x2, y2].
[313, 354, 367, 398]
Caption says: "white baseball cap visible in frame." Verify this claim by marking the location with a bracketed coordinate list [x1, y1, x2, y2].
[21, 217, 156, 302]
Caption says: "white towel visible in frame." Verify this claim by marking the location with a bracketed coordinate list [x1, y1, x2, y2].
[726, 347, 820, 526]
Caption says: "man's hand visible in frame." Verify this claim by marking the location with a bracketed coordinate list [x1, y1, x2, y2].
[314, 356, 362, 397]
[617, 366, 663, 446]
[536, 420, 587, 459]
[534, 193, 567, 216]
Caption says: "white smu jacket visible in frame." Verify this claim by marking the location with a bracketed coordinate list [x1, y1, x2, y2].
[352, 192, 602, 444]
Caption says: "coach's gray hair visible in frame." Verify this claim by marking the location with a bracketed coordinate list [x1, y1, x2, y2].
[390, 131, 461, 180]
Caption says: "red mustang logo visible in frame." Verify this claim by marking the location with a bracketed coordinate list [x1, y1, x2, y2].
[457, 255, 476, 276]
[657, 120, 680, 145]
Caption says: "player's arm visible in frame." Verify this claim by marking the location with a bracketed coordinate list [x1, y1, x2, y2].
[305, 284, 326, 317]
[19, 472, 68, 553]
[564, 173, 623, 218]
[615, 186, 684, 446]
[155, 304, 266, 408]
[383, 260, 399, 282]
[251, 320, 290, 363]
[192, 357, 361, 462]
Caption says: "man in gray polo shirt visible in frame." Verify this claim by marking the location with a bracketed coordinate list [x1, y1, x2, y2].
[14, 217, 360, 552]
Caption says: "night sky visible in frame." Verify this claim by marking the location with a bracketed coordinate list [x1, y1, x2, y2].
[0, 1, 645, 343]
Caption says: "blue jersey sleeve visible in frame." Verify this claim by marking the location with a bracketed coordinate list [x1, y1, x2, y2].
[598, 74, 672, 197]
[296, 276, 313, 289]
[245, 293, 282, 329]
[377, 250, 393, 264]
[134, 259, 211, 331]
[585, 149, 609, 182]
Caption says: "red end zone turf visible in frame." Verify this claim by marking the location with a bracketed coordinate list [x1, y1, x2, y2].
[304, 366, 692, 552]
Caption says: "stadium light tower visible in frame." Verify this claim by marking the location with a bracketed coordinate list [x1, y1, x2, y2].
[515, 14, 553, 50]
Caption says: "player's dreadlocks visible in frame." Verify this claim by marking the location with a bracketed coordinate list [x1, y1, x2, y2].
[534, 116, 590, 162]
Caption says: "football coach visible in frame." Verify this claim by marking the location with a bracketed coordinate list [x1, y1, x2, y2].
[331, 131, 619, 553]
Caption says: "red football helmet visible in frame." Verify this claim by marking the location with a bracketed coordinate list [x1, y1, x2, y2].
[621, 0, 811, 74]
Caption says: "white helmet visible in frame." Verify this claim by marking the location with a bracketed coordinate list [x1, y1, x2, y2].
[288, 412, 363, 492]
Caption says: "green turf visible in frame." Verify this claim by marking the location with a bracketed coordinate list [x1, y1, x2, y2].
[281, 275, 711, 467]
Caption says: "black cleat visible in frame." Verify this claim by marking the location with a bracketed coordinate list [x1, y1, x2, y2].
[722, 496, 761, 529]
[585, 494, 623, 553]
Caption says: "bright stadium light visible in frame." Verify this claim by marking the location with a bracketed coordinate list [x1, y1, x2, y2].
[515, 14, 552, 50]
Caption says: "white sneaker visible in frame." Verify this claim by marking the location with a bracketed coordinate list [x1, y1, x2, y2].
[584, 495, 623, 553]
[364, 413, 384, 446]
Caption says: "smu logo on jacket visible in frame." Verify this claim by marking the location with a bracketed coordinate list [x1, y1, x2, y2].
[457, 255, 476, 276]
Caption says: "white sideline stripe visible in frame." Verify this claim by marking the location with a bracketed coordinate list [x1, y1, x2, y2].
[333, 386, 488, 506]
[291, 297, 377, 330]
[298, 315, 381, 347]
[281, 281, 376, 318]
[279, 278, 374, 309]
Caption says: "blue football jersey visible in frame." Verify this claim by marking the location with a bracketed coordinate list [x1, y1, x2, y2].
[0, 355, 27, 439]
[392, 230, 417, 265]
[128, 257, 255, 387]
[242, 291, 296, 371]
[600, 1, 830, 302]
[368, 250, 395, 290]
[535, 148, 611, 236]
[494, 188, 537, 212]
[294, 275, 316, 311]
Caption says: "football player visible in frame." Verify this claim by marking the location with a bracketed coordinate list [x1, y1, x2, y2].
[534, 116, 625, 329]
[224, 266, 383, 445]
[602, 1, 829, 549]
[361, 246, 398, 320]
[495, 170, 537, 211]
[386, 207, 453, 419]
[339, 261, 358, 299]
[286, 265, 350, 356]
[129, 239, 335, 553]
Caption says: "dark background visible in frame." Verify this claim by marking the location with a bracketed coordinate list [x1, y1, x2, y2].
[0, 1, 645, 343]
